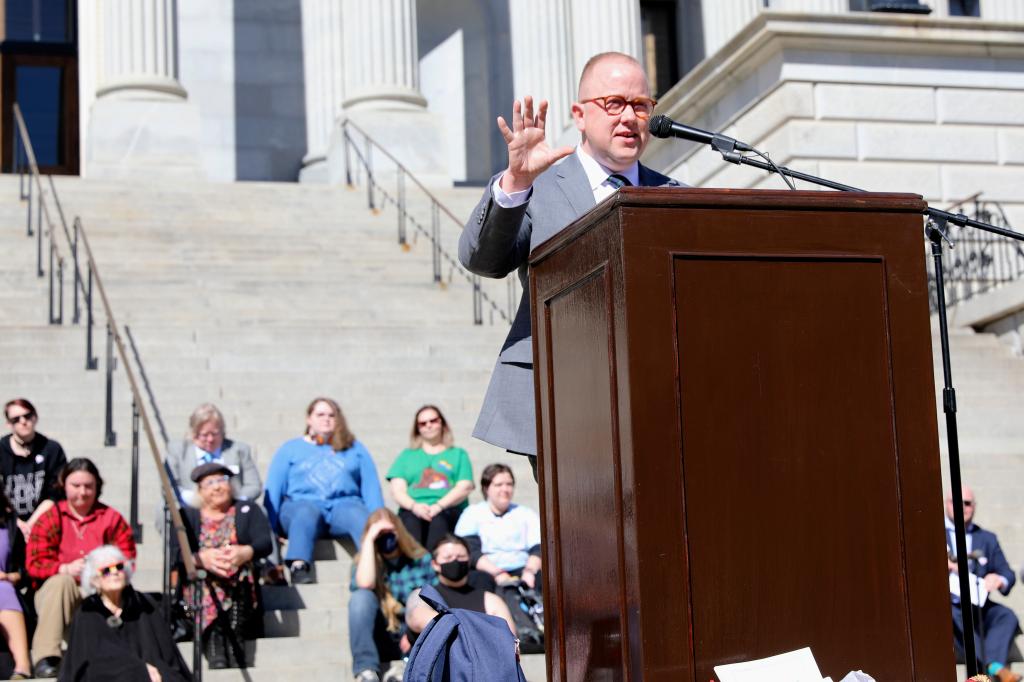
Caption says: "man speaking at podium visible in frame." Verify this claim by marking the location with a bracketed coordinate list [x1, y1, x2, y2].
[459, 52, 679, 472]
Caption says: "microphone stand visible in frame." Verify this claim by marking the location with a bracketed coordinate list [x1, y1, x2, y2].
[702, 138, 1024, 678]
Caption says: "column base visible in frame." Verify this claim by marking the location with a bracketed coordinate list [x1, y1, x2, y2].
[325, 109, 452, 188]
[85, 97, 203, 179]
[299, 154, 329, 183]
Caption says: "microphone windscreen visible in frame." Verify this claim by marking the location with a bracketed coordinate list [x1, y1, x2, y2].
[648, 115, 671, 138]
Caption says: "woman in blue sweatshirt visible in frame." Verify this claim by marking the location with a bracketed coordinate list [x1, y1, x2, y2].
[263, 397, 384, 585]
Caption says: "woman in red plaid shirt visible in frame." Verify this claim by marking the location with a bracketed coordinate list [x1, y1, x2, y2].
[25, 458, 136, 679]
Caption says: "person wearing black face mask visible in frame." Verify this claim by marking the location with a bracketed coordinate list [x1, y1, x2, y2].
[351, 509, 437, 682]
[405, 534, 516, 642]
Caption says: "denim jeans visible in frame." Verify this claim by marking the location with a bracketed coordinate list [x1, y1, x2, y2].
[278, 497, 369, 563]
[349, 588, 403, 675]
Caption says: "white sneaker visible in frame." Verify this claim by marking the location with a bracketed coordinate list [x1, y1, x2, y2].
[382, 659, 407, 682]
[355, 670, 381, 682]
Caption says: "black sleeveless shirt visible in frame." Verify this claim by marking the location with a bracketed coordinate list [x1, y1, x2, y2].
[436, 583, 486, 614]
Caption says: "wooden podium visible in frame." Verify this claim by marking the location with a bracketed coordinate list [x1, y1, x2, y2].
[529, 189, 954, 682]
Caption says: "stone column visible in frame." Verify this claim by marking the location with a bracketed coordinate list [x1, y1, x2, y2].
[508, 0, 574, 145]
[327, 0, 449, 186]
[299, 0, 346, 182]
[980, 0, 1024, 22]
[86, 0, 202, 178]
[701, 0, 763, 57]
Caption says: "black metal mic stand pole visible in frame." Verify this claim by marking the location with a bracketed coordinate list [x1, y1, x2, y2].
[701, 138, 1024, 677]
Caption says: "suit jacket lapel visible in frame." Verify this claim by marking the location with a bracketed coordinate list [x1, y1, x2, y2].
[555, 153, 596, 217]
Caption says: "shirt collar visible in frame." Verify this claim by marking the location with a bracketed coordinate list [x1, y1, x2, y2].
[195, 444, 222, 461]
[576, 146, 640, 192]
[59, 500, 105, 523]
[944, 516, 975, 534]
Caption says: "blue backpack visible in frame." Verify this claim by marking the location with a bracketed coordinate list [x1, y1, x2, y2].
[405, 584, 528, 682]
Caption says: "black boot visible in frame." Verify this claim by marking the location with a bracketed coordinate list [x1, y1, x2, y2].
[203, 628, 229, 669]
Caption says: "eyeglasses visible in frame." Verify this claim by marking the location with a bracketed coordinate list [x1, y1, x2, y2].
[100, 562, 125, 576]
[417, 416, 442, 427]
[580, 95, 657, 119]
[199, 474, 231, 489]
[196, 430, 222, 440]
[6, 413, 34, 424]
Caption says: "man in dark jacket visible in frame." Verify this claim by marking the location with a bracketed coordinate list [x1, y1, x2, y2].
[945, 486, 1022, 681]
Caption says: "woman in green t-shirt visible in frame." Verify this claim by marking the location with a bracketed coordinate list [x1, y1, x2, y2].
[386, 405, 474, 552]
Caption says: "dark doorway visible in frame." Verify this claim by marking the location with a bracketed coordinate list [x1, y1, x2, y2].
[1, 0, 79, 174]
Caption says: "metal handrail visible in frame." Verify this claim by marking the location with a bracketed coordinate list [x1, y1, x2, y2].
[926, 193, 1024, 309]
[11, 103, 207, 677]
[340, 119, 517, 325]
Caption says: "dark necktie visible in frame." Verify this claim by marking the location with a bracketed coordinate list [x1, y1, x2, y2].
[606, 174, 632, 189]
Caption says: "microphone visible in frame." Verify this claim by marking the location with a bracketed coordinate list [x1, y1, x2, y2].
[648, 115, 753, 153]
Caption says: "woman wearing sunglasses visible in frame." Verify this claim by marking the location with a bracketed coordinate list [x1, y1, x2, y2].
[386, 405, 474, 553]
[61, 545, 191, 682]
[174, 462, 272, 669]
[1, 399, 67, 537]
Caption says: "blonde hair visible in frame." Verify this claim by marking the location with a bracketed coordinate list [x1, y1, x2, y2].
[188, 403, 226, 439]
[408, 404, 454, 450]
[355, 508, 427, 632]
[305, 397, 356, 451]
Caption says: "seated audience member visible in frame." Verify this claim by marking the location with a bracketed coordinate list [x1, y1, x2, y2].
[405, 534, 515, 640]
[1, 399, 67, 536]
[264, 397, 383, 585]
[387, 405, 474, 552]
[0, 489, 30, 679]
[946, 486, 1022, 682]
[350, 509, 437, 682]
[454, 463, 542, 590]
[175, 462, 272, 669]
[165, 403, 262, 507]
[61, 545, 190, 681]
[26, 458, 136, 679]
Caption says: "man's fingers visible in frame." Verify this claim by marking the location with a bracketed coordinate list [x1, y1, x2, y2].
[511, 99, 523, 132]
[551, 145, 575, 162]
[537, 100, 549, 132]
[523, 95, 535, 129]
[497, 116, 513, 143]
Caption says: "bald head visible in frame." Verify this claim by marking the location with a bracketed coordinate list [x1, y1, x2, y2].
[578, 52, 648, 100]
[944, 486, 976, 524]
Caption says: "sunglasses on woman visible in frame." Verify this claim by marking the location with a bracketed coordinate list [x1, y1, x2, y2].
[100, 562, 125, 576]
[5, 413, 34, 424]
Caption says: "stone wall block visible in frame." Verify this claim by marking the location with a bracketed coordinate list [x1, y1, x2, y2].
[726, 81, 814, 147]
[760, 120, 858, 160]
[818, 161, 942, 199]
[943, 165, 1024, 204]
[858, 123, 998, 163]
[938, 89, 1024, 126]
[998, 130, 1024, 165]
[815, 84, 936, 122]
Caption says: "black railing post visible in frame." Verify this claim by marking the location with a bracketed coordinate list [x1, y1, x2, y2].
[431, 202, 441, 283]
[162, 505, 171, 626]
[86, 265, 98, 370]
[344, 126, 353, 187]
[130, 398, 142, 541]
[397, 169, 407, 245]
[57, 256, 64, 325]
[36, 190, 43, 277]
[16, 132, 25, 200]
[48, 241, 56, 324]
[72, 220, 81, 324]
[473, 274, 483, 325]
[193, 573, 205, 680]
[104, 323, 117, 446]
[366, 139, 375, 211]
[26, 173, 33, 237]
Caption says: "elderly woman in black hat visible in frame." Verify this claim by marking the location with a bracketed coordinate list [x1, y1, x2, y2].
[173, 462, 273, 669]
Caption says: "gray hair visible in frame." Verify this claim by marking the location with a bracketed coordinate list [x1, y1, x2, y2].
[188, 403, 226, 439]
[81, 544, 133, 597]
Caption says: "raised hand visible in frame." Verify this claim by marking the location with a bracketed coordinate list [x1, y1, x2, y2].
[498, 96, 574, 193]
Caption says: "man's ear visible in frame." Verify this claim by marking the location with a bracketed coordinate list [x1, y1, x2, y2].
[571, 102, 586, 132]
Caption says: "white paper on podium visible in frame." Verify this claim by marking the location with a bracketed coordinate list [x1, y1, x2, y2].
[949, 573, 989, 607]
[714, 647, 829, 682]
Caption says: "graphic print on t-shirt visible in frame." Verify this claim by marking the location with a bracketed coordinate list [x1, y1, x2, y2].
[5, 472, 44, 517]
[413, 459, 455, 491]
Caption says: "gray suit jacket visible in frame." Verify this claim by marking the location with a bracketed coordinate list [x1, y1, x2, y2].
[165, 438, 263, 502]
[459, 153, 680, 455]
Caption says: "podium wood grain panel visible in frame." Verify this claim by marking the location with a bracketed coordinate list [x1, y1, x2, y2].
[531, 189, 954, 682]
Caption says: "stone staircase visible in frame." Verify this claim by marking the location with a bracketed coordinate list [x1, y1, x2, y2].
[5, 169, 1024, 679]
[0, 173, 545, 680]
